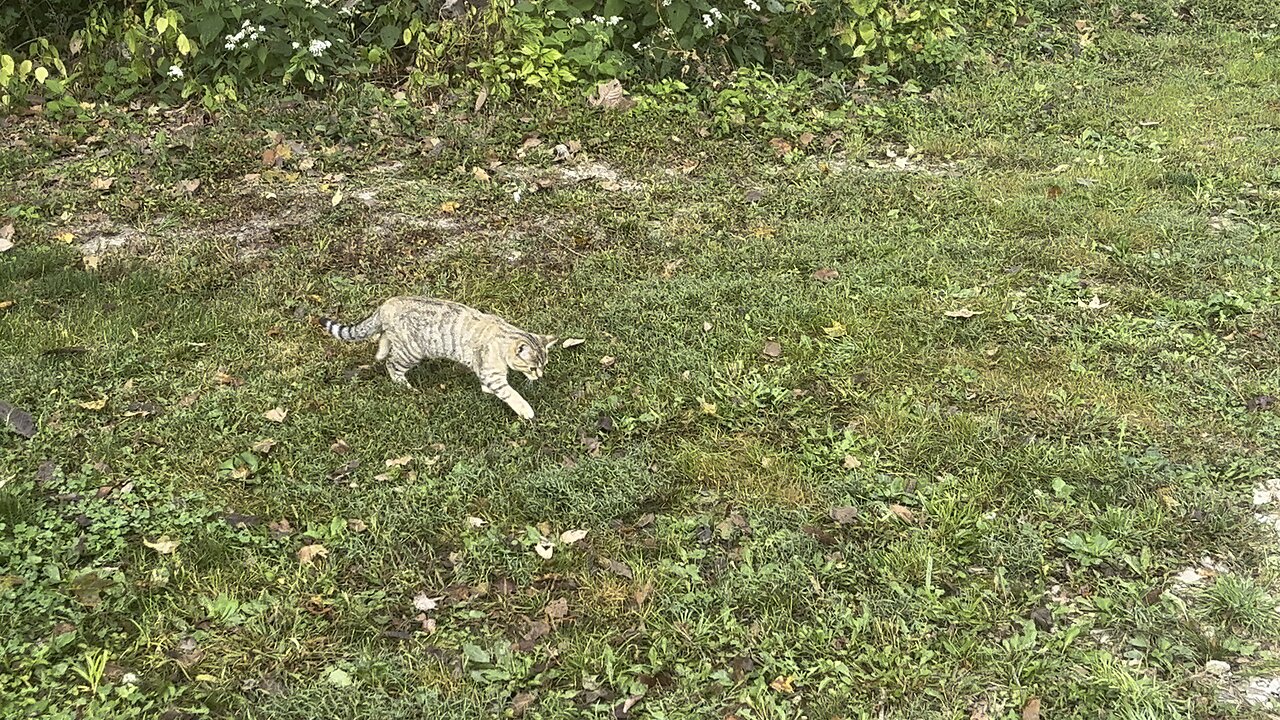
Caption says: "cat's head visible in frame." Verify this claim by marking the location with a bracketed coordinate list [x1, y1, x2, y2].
[509, 334, 558, 381]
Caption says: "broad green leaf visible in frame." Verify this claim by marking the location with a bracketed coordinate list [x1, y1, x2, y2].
[669, 3, 690, 34]
[462, 644, 490, 664]
[177, 34, 191, 55]
[33, 66, 48, 83]
[402, 27, 412, 45]
[156, 16, 169, 34]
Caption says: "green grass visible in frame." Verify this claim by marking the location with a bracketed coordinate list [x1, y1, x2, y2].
[2, 21, 1280, 720]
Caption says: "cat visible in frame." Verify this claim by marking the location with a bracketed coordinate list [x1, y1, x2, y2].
[320, 297, 556, 420]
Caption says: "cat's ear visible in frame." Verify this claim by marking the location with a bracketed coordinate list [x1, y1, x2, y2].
[539, 334, 559, 350]
[516, 342, 535, 361]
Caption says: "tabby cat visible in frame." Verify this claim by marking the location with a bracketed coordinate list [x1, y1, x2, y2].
[320, 297, 556, 420]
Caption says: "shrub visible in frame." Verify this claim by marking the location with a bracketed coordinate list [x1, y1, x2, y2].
[1, 0, 966, 110]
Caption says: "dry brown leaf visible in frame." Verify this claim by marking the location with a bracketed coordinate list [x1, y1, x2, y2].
[0, 223, 13, 253]
[587, 78, 633, 110]
[346, 518, 367, 533]
[599, 355, 617, 368]
[1022, 697, 1041, 720]
[560, 338, 585, 349]
[1046, 185, 1063, 200]
[769, 675, 795, 693]
[798, 132, 815, 147]
[251, 438, 277, 454]
[769, 138, 792, 157]
[263, 407, 288, 423]
[762, 340, 782, 358]
[944, 308, 982, 319]
[385, 455, 413, 468]
[559, 529, 588, 545]
[90, 177, 114, 191]
[812, 268, 840, 282]
[439, 200, 459, 214]
[215, 370, 243, 387]
[633, 579, 654, 607]
[79, 397, 108, 411]
[887, 504, 916, 523]
[330, 438, 350, 455]
[297, 543, 328, 565]
[1078, 295, 1109, 310]
[544, 597, 569, 621]
[474, 87, 488, 113]
[143, 536, 180, 554]
[830, 506, 859, 525]
[472, 167, 490, 183]
[842, 455, 861, 469]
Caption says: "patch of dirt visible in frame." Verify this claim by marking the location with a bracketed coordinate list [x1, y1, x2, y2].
[69, 214, 153, 257]
[499, 160, 644, 192]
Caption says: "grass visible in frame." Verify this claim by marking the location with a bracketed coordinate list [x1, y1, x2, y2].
[2, 18, 1280, 720]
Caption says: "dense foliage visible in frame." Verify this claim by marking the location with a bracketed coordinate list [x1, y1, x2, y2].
[1, 0, 964, 109]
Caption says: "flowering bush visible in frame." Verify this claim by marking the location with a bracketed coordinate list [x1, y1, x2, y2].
[1, 0, 965, 109]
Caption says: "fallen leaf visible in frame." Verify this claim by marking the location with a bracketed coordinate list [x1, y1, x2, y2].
[331, 190, 343, 206]
[0, 223, 13, 252]
[587, 78, 633, 110]
[842, 455, 861, 469]
[251, 438, 277, 454]
[823, 321, 847, 338]
[762, 340, 782, 358]
[90, 177, 113, 191]
[413, 593, 442, 612]
[79, 397, 109, 411]
[599, 355, 616, 368]
[511, 691, 536, 717]
[0, 300, 13, 311]
[534, 540, 554, 559]
[633, 580, 653, 607]
[544, 597, 569, 621]
[559, 529, 588, 545]
[1076, 177, 1097, 187]
[179, 179, 201, 194]
[466, 516, 488, 528]
[599, 179, 622, 192]
[472, 167, 490, 183]
[330, 438, 350, 454]
[1046, 185, 1063, 199]
[769, 675, 795, 693]
[769, 138, 792, 157]
[263, 407, 288, 423]
[561, 338, 586, 349]
[0, 401, 36, 438]
[268, 519, 294, 537]
[887, 504, 916, 522]
[297, 543, 328, 565]
[602, 558, 633, 579]
[812, 268, 839, 282]
[474, 87, 488, 113]
[439, 200, 459, 214]
[1246, 396, 1275, 412]
[143, 536, 180, 554]
[82, 255, 101, 271]
[346, 518, 367, 533]
[215, 370, 243, 386]
[744, 189, 764, 203]
[55, 231, 75, 244]
[944, 308, 982, 319]
[385, 455, 413, 468]
[829, 506, 859, 525]
[1022, 697, 1041, 720]
[1078, 295, 1109, 310]
[798, 131, 815, 147]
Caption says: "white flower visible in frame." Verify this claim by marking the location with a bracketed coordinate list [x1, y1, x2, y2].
[309, 38, 333, 56]
[710, 7, 724, 18]
[167, 65, 184, 78]
[122, 673, 139, 685]
[570, 16, 584, 25]
[632, 41, 641, 49]
[608, 15, 622, 25]
[702, 13, 714, 27]
[292, 41, 301, 49]
[745, 0, 760, 9]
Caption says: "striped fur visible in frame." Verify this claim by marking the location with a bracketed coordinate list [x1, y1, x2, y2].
[320, 296, 556, 420]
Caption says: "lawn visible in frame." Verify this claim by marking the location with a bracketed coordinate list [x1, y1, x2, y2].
[2, 17, 1280, 720]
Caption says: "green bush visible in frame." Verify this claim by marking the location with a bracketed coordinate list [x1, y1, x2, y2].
[1, 0, 965, 109]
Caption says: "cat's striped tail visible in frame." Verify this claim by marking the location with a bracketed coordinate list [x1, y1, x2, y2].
[319, 312, 382, 341]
